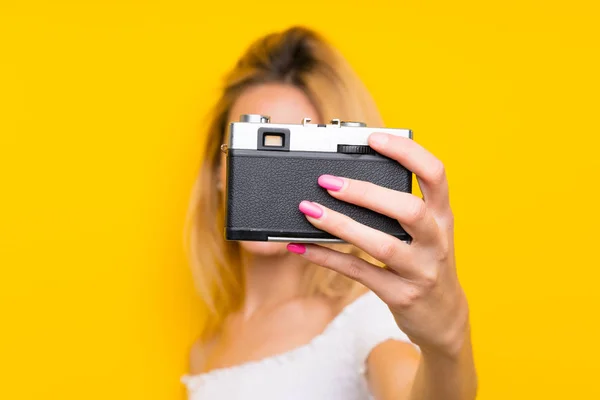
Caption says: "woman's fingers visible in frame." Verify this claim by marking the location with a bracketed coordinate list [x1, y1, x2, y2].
[368, 133, 452, 219]
[298, 201, 418, 279]
[286, 243, 401, 300]
[317, 175, 440, 246]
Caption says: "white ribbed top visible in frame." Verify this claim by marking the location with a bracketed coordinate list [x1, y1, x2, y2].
[181, 291, 416, 400]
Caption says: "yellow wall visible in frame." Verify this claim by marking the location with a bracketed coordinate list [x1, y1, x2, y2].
[1, 1, 599, 399]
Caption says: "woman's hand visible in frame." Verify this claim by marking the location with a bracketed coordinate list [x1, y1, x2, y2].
[286, 132, 470, 358]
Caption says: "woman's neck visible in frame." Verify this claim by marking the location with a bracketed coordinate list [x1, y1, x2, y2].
[240, 251, 310, 319]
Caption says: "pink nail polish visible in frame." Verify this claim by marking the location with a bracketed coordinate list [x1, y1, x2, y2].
[299, 201, 323, 218]
[287, 243, 306, 254]
[318, 175, 344, 191]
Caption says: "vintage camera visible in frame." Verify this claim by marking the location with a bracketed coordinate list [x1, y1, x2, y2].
[221, 114, 413, 243]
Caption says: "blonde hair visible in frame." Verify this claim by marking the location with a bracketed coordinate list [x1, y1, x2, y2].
[185, 26, 385, 342]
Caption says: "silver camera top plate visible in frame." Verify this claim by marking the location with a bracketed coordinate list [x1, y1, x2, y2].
[228, 114, 412, 153]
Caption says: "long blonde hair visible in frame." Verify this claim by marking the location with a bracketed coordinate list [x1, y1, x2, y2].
[185, 26, 385, 342]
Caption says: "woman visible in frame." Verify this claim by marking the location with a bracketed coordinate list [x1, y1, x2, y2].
[182, 26, 477, 399]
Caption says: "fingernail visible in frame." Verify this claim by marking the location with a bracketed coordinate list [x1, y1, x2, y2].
[299, 200, 323, 219]
[287, 243, 306, 254]
[369, 132, 389, 147]
[318, 175, 344, 191]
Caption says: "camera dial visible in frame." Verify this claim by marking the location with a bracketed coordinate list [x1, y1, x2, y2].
[340, 121, 367, 127]
[240, 114, 270, 123]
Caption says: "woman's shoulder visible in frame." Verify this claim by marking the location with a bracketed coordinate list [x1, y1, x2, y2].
[188, 333, 220, 375]
[189, 339, 206, 375]
[189, 340, 205, 375]
[329, 290, 415, 357]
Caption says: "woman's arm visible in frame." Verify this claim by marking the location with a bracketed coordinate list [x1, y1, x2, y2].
[287, 131, 478, 399]
[407, 327, 477, 400]
[367, 331, 477, 400]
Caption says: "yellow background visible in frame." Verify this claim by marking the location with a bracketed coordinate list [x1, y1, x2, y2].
[1, 1, 599, 399]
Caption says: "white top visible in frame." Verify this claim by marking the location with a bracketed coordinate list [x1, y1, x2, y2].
[181, 291, 417, 400]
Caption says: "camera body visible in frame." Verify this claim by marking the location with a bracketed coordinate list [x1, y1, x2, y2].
[222, 114, 413, 243]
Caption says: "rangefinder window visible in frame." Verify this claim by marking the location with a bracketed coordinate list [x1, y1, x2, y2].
[257, 127, 290, 151]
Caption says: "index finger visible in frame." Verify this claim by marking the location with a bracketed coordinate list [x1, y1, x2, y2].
[368, 132, 450, 216]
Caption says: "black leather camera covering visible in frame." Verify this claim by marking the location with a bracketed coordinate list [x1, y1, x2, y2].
[225, 149, 412, 242]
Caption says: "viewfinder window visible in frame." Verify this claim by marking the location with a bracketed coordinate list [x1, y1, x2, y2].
[264, 133, 284, 147]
